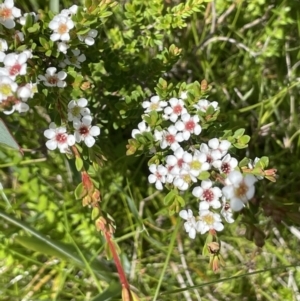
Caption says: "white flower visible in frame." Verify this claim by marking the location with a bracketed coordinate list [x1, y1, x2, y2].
[38, 67, 67, 88]
[173, 169, 197, 191]
[0, 0, 21, 29]
[0, 39, 8, 62]
[73, 116, 100, 147]
[212, 153, 238, 175]
[131, 121, 150, 138]
[0, 75, 18, 102]
[57, 42, 69, 54]
[154, 125, 183, 149]
[163, 97, 187, 122]
[194, 99, 219, 112]
[148, 164, 167, 190]
[208, 138, 231, 160]
[175, 113, 201, 140]
[60, 49, 86, 69]
[179, 209, 198, 239]
[78, 29, 98, 46]
[222, 170, 257, 211]
[197, 210, 224, 234]
[220, 197, 235, 223]
[49, 14, 74, 41]
[3, 99, 29, 115]
[142, 95, 167, 113]
[19, 12, 39, 26]
[3, 52, 28, 79]
[193, 180, 222, 210]
[184, 149, 210, 177]
[17, 82, 37, 101]
[166, 147, 191, 176]
[67, 98, 90, 122]
[44, 122, 75, 153]
[199, 143, 220, 166]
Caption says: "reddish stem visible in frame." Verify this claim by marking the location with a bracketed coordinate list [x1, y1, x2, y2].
[104, 230, 130, 290]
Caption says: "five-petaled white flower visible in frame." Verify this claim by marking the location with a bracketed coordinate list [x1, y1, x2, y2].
[154, 125, 183, 149]
[163, 97, 187, 122]
[3, 52, 28, 80]
[73, 116, 100, 147]
[194, 99, 219, 112]
[197, 210, 224, 234]
[222, 170, 257, 211]
[68, 98, 91, 122]
[3, 98, 29, 115]
[142, 95, 167, 113]
[175, 113, 201, 140]
[60, 49, 86, 69]
[179, 209, 198, 239]
[44, 122, 75, 153]
[131, 120, 150, 138]
[193, 180, 222, 210]
[49, 14, 74, 41]
[212, 153, 238, 175]
[78, 29, 98, 46]
[0, 75, 18, 102]
[0, 0, 21, 29]
[38, 67, 67, 88]
[148, 164, 167, 190]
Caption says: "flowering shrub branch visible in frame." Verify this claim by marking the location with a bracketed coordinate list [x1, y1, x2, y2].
[128, 78, 277, 269]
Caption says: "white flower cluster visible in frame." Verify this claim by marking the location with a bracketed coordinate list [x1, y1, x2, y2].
[132, 93, 261, 239]
[44, 98, 100, 153]
[48, 4, 98, 55]
[0, 35, 37, 114]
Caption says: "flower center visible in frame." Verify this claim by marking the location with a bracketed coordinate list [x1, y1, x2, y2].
[150, 103, 159, 110]
[71, 105, 81, 117]
[235, 182, 248, 199]
[190, 160, 201, 170]
[0, 8, 12, 20]
[165, 133, 175, 144]
[202, 213, 214, 225]
[182, 173, 191, 184]
[173, 104, 182, 115]
[155, 172, 162, 180]
[56, 133, 67, 144]
[177, 158, 184, 168]
[79, 125, 89, 136]
[221, 162, 230, 174]
[58, 23, 68, 34]
[185, 120, 195, 131]
[0, 83, 12, 97]
[9, 64, 22, 76]
[203, 189, 214, 202]
[47, 75, 58, 85]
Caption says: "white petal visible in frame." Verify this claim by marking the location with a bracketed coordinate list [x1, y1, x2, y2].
[230, 198, 244, 211]
[90, 126, 100, 136]
[84, 135, 95, 147]
[44, 129, 55, 139]
[46, 140, 57, 150]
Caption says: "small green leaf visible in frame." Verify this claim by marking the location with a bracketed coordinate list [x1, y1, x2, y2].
[74, 182, 85, 199]
[75, 157, 83, 171]
[92, 207, 100, 220]
[233, 128, 245, 138]
[164, 190, 177, 205]
[239, 135, 250, 144]
[198, 171, 210, 180]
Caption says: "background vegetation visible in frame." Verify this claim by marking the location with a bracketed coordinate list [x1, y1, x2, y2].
[1, 0, 300, 300]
